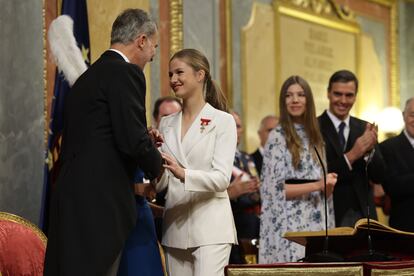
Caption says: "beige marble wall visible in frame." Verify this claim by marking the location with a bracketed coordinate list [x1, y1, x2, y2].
[0, 0, 44, 224]
[242, 2, 276, 153]
[358, 34, 385, 124]
[399, 1, 414, 109]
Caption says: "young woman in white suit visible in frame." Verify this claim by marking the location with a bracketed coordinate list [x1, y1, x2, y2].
[155, 48, 237, 276]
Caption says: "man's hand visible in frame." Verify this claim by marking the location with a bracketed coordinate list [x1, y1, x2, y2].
[346, 122, 377, 164]
[148, 127, 164, 147]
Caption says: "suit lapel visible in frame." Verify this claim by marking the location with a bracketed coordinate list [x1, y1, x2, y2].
[346, 116, 364, 153]
[182, 103, 217, 157]
[163, 112, 189, 168]
[320, 111, 344, 157]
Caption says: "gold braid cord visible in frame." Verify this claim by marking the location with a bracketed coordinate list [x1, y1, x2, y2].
[170, 0, 183, 56]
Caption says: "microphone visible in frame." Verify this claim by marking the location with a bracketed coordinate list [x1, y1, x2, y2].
[346, 147, 394, 261]
[303, 146, 343, 262]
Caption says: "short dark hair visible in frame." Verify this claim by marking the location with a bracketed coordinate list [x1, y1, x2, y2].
[327, 70, 358, 93]
[152, 96, 182, 120]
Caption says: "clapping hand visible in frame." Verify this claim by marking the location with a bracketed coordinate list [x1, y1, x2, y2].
[228, 174, 260, 199]
[347, 122, 378, 163]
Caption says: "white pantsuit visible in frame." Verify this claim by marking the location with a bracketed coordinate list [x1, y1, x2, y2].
[165, 244, 232, 276]
[156, 103, 237, 276]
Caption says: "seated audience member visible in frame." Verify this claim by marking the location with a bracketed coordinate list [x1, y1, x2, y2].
[250, 115, 279, 177]
[227, 111, 260, 264]
[379, 97, 414, 232]
[259, 76, 337, 263]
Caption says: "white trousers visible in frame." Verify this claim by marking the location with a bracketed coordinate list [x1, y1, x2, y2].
[164, 244, 231, 276]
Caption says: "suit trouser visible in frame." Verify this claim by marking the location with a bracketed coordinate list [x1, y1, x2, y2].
[165, 244, 231, 276]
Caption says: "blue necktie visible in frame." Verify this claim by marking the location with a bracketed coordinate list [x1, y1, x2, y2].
[338, 122, 346, 151]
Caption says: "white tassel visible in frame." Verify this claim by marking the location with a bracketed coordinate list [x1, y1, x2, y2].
[48, 15, 88, 86]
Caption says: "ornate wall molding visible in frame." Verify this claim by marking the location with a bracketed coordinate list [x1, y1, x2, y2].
[225, 0, 233, 107]
[389, 0, 399, 107]
[170, 0, 183, 55]
[43, 0, 47, 147]
[280, 0, 356, 22]
[366, 0, 399, 106]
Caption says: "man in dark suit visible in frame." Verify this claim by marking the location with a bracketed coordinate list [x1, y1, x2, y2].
[318, 70, 384, 227]
[250, 115, 278, 177]
[379, 97, 414, 232]
[44, 9, 163, 276]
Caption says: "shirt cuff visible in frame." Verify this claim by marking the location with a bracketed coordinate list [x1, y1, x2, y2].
[344, 154, 353, 171]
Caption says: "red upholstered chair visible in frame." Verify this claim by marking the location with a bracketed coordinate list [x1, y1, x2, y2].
[0, 212, 47, 276]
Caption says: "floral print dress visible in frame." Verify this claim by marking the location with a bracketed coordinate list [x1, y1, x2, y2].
[259, 124, 335, 263]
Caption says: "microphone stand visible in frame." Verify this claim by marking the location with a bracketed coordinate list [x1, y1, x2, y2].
[303, 146, 343, 262]
[346, 149, 394, 262]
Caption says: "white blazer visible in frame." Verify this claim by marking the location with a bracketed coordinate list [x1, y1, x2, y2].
[156, 103, 238, 249]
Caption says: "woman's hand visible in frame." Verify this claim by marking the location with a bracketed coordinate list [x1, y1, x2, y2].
[321, 172, 337, 197]
[161, 152, 185, 181]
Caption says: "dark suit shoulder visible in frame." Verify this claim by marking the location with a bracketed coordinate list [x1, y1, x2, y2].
[379, 133, 413, 158]
[93, 51, 144, 79]
[380, 132, 404, 148]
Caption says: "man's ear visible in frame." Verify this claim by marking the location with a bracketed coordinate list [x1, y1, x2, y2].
[135, 34, 146, 49]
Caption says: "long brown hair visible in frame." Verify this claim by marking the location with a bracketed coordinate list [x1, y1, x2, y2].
[170, 49, 228, 112]
[279, 76, 325, 168]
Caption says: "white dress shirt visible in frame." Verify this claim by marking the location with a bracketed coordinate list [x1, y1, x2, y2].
[326, 110, 353, 170]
